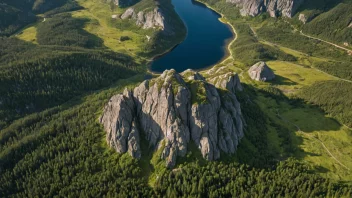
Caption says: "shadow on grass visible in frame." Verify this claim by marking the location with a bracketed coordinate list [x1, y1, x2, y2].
[272, 74, 298, 86]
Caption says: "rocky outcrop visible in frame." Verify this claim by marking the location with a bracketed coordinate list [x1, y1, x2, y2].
[248, 61, 275, 81]
[226, 0, 305, 17]
[299, 13, 317, 24]
[121, 7, 166, 30]
[299, 13, 307, 24]
[100, 69, 244, 167]
[349, 22, 352, 28]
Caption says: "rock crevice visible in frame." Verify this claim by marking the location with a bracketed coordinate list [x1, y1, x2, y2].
[100, 69, 245, 167]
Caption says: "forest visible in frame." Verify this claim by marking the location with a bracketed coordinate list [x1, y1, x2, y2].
[0, 0, 352, 196]
[299, 80, 352, 128]
[0, 0, 79, 36]
[1, 78, 351, 197]
[300, 0, 352, 45]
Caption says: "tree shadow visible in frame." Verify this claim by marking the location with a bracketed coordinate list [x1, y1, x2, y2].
[271, 74, 298, 86]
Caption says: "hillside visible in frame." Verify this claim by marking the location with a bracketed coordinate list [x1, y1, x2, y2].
[296, 0, 352, 46]
[0, 0, 352, 196]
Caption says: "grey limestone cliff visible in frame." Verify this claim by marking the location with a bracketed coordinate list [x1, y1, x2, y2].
[226, 0, 305, 17]
[121, 7, 167, 30]
[100, 69, 245, 167]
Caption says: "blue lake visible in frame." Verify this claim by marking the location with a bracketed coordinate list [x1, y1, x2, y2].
[150, 0, 234, 72]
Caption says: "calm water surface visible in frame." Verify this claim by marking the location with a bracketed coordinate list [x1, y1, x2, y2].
[150, 0, 233, 72]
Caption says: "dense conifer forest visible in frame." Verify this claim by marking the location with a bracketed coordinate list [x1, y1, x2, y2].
[0, 0, 352, 196]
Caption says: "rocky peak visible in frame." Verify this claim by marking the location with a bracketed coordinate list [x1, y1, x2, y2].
[121, 7, 167, 30]
[100, 69, 245, 167]
[248, 61, 275, 81]
[226, 0, 305, 18]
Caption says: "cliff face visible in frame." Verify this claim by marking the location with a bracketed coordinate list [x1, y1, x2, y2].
[121, 7, 166, 30]
[226, 0, 305, 17]
[100, 69, 245, 167]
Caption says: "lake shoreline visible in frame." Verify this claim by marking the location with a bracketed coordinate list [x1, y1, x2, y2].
[147, 0, 237, 74]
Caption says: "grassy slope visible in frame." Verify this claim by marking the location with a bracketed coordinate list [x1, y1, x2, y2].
[72, 0, 147, 56]
[1, 0, 351, 194]
[297, 0, 352, 47]
[199, 0, 352, 182]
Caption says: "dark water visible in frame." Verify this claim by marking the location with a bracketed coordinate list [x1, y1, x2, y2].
[150, 0, 233, 72]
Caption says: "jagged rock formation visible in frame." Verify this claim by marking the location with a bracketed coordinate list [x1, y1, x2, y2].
[226, 0, 305, 17]
[106, 0, 138, 7]
[121, 7, 166, 30]
[100, 69, 244, 167]
[248, 61, 275, 81]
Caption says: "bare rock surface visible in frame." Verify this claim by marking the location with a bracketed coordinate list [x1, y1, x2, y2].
[226, 0, 305, 17]
[248, 61, 275, 81]
[121, 7, 166, 30]
[100, 69, 245, 167]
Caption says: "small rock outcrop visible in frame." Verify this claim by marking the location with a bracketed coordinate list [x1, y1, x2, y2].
[121, 7, 166, 30]
[349, 22, 352, 28]
[100, 69, 244, 167]
[248, 61, 275, 81]
[226, 0, 305, 17]
[299, 13, 307, 24]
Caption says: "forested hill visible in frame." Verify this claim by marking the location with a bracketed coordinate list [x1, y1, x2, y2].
[1, 0, 352, 197]
[0, 0, 186, 127]
[294, 0, 352, 47]
[0, 0, 82, 36]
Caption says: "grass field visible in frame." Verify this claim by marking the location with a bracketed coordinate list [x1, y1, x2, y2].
[15, 26, 38, 44]
[265, 61, 335, 93]
[72, 0, 148, 57]
[256, 95, 352, 182]
[198, 0, 352, 182]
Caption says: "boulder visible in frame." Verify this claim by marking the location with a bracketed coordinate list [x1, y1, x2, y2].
[248, 61, 275, 81]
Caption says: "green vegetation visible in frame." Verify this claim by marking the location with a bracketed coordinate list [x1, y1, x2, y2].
[201, 0, 352, 183]
[0, 3, 36, 36]
[188, 80, 208, 105]
[0, 76, 156, 197]
[0, 0, 80, 36]
[231, 23, 296, 66]
[1, 0, 352, 196]
[256, 20, 350, 61]
[155, 159, 351, 197]
[313, 61, 352, 81]
[37, 13, 103, 47]
[299, 80, 352, 128]
[299, 0, 352, 45]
